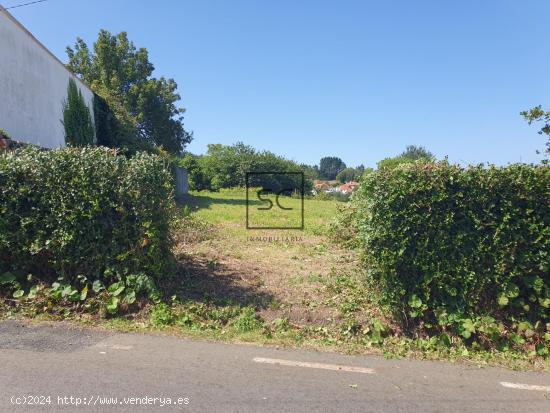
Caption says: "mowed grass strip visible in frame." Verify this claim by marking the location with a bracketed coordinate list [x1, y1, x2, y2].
[184, 188, 341, 236]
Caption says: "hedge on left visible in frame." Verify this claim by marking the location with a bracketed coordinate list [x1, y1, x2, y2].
[0, 147, 175, 313]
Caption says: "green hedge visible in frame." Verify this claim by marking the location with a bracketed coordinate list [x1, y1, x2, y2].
[0, 147, 175, 286]
[355, 162, 550, 341]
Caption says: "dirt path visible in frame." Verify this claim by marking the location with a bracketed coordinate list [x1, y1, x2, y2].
[171, 193, 363, 326]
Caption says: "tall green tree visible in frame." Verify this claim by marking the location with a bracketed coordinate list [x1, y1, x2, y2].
[521, 105, 550, 160]
[66, 30, 192, 154]
[62, 78, 95, 147]
[319, 156, 346, 180]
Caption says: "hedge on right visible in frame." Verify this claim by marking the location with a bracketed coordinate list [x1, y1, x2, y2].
[356, 162, 549, 350]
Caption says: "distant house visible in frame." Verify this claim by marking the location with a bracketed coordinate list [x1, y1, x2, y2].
[0, 6, 95, 148]
[338, 181, 360, 194]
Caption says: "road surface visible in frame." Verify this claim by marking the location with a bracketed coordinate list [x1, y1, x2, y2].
[0, 320, 548, 412]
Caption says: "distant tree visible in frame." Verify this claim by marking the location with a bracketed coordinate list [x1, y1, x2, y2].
[66, 30, 192, 155]
[400, 145, 435, 161]
[336, 166, 374, 183]
[62, 78, 95, 146]
[194, 142, 312, 192]
[378, 145, 434, 170]
[300, 163, 320, 180]
[336, 168, 359, 183]
[521, 105, 550, 160]
[319, 156, 346, 180]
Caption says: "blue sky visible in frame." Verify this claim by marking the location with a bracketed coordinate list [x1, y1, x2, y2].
[6, 0, 550, 167]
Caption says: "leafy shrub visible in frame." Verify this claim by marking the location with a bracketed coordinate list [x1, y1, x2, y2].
[233, 307, 262, 332]
[150, 303, 175, 327]
[352, 162, 550, 347]
[0, 147, 175, 293]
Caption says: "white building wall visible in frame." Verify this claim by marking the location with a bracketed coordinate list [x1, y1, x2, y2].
[0, 7, 94, 148]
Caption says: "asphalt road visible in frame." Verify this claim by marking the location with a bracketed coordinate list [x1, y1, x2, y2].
[0, 320, 549, 412]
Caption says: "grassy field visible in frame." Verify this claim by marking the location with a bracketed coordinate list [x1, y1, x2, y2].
[183, 188, 338, 234]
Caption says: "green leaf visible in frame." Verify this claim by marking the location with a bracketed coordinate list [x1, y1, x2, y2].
[108, 282, 125, 297]
[67, 288, 80, 302]
[498, 295, 509, 306]
[92, 280, 104, 293]
[439, 333, 451, 347]
[517, 321, 532, 332]
[61, 285, 73, 298]
[461, 319, 476, 338]
[80, 285, 88, 301]
[122, 289, 136, 305]
[408, 294, 423, 309]
[504, 283, 520, 298]
[106, 296, 119, 314]
[27, 285, 38, 299]
[13, 289, 25, 298]
[461, 330, 472, 339]
[535, 343, 549, 356]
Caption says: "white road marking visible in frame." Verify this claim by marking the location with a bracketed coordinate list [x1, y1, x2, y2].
[500, 382, 550, 392]
[253, 357, 375, 374]
[96, 344, 133, 351]
[109, 344, 133, 350]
